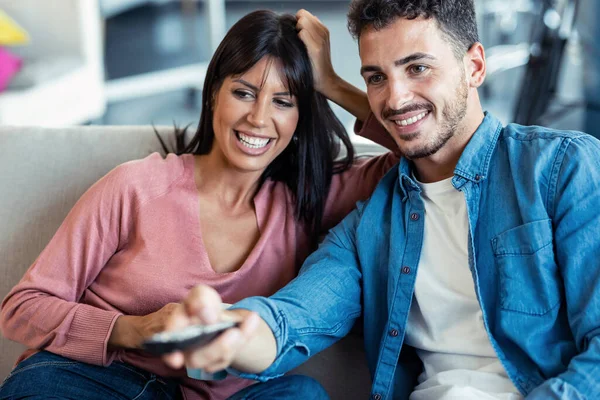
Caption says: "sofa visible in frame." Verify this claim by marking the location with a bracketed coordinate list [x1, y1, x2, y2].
[0, 125, 380, 399]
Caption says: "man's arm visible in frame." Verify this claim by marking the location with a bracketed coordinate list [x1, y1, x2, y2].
[526, 135, 600, 399]
[163, 206, 365, 378]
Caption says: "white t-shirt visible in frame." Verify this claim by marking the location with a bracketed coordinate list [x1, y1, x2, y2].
[404, 176, 523, 400]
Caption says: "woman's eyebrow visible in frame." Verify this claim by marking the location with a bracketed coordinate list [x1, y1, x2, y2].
[233, 79, 291, 96]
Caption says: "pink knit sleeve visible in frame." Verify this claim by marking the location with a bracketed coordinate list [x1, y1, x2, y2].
[321, 153, 398, 233]
[0, 166, 132, 367]
[355, 112, 400, 154]
[316, 113, 402, 232]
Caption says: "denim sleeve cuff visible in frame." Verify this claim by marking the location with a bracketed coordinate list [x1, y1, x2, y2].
[226, 297, 309, 382]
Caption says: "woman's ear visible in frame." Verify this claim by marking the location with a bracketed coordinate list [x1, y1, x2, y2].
[465, 42, 486, 88]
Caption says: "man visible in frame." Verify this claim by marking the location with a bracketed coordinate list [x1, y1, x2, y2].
[164, 1, 600, 399]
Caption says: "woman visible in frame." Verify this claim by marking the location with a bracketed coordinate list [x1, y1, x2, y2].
[0, 10, 396, 400]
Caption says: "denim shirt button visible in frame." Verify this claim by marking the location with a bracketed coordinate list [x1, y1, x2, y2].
[475, 174, 481, 181]
[401, 266, 411, 274]
[389, 329, 399, 337]
[410, 213, 420, 221]
[372, 394, 382, 400]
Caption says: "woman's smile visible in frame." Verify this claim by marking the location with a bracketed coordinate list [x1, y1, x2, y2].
[233, 130, 276, 156]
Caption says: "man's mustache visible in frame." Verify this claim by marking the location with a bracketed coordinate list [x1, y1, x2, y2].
[382, 103, 433, 120]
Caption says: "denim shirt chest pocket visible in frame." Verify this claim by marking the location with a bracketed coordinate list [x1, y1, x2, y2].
[492, 219, 561, 315]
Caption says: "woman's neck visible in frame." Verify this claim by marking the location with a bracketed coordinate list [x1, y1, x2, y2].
[193, 154, 263, 212]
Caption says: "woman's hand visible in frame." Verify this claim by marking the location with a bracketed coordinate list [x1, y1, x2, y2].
[162, 285, 273, 374]
[296, 9, 338, 95]
[296, 9, 371, 122]
[109, 303, 180, 350]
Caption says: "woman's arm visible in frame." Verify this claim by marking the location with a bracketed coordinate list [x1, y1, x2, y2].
[296, 9, 399, 153]
[0, 170, 124, 365]
[319, 153, 397, 234]
[0, 160, 170, 365]
[108, 303, 181, 350]
[296, 9, 370, 122]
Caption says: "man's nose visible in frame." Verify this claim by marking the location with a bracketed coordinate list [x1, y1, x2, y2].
[386, 79, 414, 112]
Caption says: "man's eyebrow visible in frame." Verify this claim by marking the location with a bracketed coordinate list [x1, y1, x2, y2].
[232, 79, 291, 96]
[360, 53, 437, 75]
[395, 53, 436, 66]
[359, 65, 383, 75]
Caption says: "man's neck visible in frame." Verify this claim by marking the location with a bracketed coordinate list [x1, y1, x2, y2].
[413, 108, 485, 183]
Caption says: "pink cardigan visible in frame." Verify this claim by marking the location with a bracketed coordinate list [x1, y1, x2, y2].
[1, 117, 396, 399]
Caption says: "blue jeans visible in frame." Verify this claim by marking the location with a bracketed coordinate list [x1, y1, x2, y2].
[0, 351, 181, 400]
[228, 375, 329, 400]
[0, 351, 328, 400]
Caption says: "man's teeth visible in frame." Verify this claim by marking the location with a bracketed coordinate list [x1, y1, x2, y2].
[395, 111, 428, 126]
[238, 132, 270, 148]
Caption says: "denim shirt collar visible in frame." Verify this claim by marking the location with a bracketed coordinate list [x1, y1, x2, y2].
[396, 112, 503, 198]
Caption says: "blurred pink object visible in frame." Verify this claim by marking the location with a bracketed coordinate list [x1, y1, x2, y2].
[0, 47, 22, 92]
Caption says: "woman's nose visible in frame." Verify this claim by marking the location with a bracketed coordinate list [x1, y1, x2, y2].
[247, 100, 269, 128]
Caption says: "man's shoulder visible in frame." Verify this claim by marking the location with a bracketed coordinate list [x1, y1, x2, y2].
[500, 123, 590, 142]
[498, 123, 600, 162]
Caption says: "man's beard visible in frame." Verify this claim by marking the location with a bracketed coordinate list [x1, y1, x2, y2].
[403, 76, 469, 160]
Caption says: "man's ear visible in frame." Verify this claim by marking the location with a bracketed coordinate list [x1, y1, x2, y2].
[465, 42, 486, 88]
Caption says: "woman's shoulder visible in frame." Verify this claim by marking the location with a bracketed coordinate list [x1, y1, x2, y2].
[256, 178, 294, 203]
[100, 152, 190, 198]
[115, 152, 186, 174]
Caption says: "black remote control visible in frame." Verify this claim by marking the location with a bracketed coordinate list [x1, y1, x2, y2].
[142, 321, 239, 355]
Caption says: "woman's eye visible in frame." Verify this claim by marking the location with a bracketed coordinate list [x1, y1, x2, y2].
[274, 98, 294, 108]
[367, 74, 384, 85]
[233, 89, 254, 99]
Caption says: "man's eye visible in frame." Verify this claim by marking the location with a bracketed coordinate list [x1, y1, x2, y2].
[368, 74, 384, 85]
[411, 65, 429, 74]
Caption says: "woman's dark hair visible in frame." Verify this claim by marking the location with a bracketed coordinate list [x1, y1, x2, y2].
[157, 10, 354, 242]
[347, 0, 479, 58]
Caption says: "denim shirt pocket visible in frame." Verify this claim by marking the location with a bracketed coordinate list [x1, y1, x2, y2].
[492, 219, 561, 315]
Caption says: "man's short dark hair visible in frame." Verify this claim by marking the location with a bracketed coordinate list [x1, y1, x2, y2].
[348, 0, 479, 58]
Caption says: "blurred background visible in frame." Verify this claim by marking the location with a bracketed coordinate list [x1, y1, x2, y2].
[0, 0, 598, 140]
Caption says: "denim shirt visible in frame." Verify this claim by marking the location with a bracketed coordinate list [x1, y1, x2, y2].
[232, 113, 600, 399]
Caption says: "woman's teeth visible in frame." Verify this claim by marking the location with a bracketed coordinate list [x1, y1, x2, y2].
[237, 132, 271, 149]
[395, 111, 428, 126]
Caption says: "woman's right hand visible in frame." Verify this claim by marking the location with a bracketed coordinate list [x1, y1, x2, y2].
[109, 302, 181, 350]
